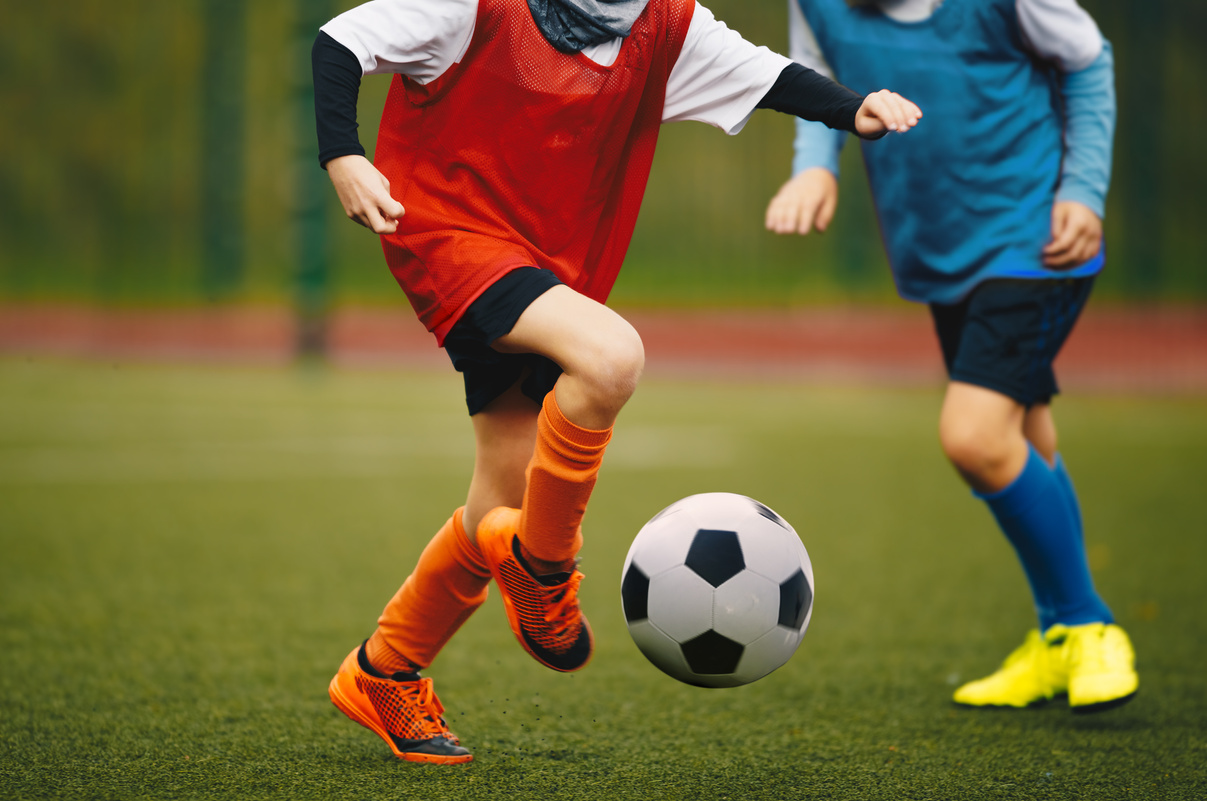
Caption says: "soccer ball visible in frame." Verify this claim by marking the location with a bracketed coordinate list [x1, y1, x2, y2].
[620, 492, 814, 688]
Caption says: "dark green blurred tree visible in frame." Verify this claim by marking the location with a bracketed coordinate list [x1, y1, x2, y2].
[201, 0, 247, 301]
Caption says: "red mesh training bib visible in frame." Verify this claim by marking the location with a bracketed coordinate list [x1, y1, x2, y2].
[374, 0, 694, 344]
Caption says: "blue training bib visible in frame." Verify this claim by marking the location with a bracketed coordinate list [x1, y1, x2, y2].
[799, 0, 1103, 303]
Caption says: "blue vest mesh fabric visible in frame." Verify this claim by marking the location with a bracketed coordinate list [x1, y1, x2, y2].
[800, 0, 1104, 303]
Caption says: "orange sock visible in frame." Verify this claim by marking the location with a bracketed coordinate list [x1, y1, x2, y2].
[518, 390, 613, 569]
[366, 508, 491, 673]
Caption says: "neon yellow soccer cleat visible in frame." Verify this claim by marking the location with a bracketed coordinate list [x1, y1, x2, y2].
[953, 626, 1070, 708]
[1066, 623, 1139, 713]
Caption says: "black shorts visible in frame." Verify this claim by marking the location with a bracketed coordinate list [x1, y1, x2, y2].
[443, 266, 565, 415]
[929, 277, 1094, 407]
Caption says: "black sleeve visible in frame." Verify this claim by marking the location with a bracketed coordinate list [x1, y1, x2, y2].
[755, 62, 867, 137]
[313, 31, 366, 168]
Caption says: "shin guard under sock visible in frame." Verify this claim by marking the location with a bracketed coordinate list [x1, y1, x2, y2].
[518, 390, 612, 567]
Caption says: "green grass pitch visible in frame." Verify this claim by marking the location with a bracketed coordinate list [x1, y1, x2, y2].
[1, 358, 1204, 800]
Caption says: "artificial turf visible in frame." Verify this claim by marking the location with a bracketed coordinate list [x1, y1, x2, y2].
[1, 358, 1203, 800]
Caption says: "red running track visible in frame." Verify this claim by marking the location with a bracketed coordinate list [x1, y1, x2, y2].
[1, 303, 1204, 394]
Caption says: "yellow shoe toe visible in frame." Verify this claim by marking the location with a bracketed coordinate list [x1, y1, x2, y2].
[1067, 623, 1139, 713]
[953, 628, 1069, 709]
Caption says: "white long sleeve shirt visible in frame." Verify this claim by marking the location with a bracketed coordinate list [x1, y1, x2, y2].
[323, 0, 792, 135]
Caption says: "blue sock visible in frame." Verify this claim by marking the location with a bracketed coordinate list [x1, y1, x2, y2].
[1051, 454, 1083, 540]
[1049, 454, 1115, 628]
[975, 446, 1113, 632]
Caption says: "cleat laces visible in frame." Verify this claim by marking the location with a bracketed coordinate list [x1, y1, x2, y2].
[478, 506, 594, 671]
[370, 676, 456, 741]
[543, 571, 584, 642]
[410, 678, 455, 740]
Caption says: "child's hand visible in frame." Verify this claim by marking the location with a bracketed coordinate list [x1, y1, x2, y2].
[854, 90, 922, 139]
[765, 168, 839, 236]
[327, 155, 406, 234]
[1044, 201, 1102, 268]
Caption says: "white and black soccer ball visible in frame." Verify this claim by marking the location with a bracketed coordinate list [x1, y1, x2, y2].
[620, 492, 814, 688]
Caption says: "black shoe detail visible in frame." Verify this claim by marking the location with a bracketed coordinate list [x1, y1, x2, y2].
[498, 538, 591, 671]
[388, 733, 471, 758]
[512, 536, 573, 587]
[357, 641, 421, 682]
[520, 624, 592, 672]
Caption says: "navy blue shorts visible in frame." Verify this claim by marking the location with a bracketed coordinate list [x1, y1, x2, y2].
[443, 266, 565, 416]
[929, 277, 1094, 407]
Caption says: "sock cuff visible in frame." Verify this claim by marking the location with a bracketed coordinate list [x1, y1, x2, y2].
[542, 390, 612, 452]
[973, 444, 1046, 503]
[365, 633, 423, 675]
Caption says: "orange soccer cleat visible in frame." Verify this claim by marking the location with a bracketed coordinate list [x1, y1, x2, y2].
[476, 507, 594, 672]
[328, 644, 472, 764]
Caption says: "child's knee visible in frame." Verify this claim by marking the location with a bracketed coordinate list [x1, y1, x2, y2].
[586, 322, 644, 404]
[939, 416, 1012, 477]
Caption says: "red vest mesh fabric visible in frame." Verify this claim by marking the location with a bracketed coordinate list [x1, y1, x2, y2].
[374, 0, 695, 344]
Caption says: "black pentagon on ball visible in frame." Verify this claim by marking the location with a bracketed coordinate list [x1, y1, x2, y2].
[684, 529, 745, 587]
[621, 563, 650, 622]
[778, 568, 813, 630]
[680, 629, 745, 675]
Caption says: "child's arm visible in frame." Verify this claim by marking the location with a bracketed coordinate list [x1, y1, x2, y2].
[759, 68, 920, 140]
[758, 65, 919, 234]
[1052, 42, 1114, 220]
[667, 3, 918, 235]
[764, 0, 911, 236]
[313, 32, 404, 233]
[662, 2, 919, 138]
[765, 167, 837, 236]
[785, 0, 844, 179]
[312, 0, 476, 233]
[1043, 42, 1114, 267]
[1016, 0, 1116, 267]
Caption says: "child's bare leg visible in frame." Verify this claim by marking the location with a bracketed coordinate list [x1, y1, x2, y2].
[939, 382, 1063, 489]
[1022, 402, 1057, 464]
[939, 381, 1029, 493]
[493, 285, 644, 431]
[489, 285, 644, 564]
[463, 381, 539, 542]
[366, 381, 537, 675]
[938, 380, 1109, 634]
[472, 286, 643, 670]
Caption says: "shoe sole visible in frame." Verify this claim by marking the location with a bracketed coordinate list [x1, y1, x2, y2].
[953, 686, 1067, 710]
[328, 674, 473, 765]
[953, 696, 1059, 710]
[1071, 689, 1138, 715]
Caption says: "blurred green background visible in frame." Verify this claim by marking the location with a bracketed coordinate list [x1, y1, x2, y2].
[2, 0, 1203, 310]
